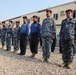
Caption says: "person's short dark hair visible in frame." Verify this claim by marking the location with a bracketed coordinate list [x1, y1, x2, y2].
[16, 21, 20, 23]
[33, 15, 38, 19]
[23, 16, 27, 19]
[2, 21, 5, 24]
[9, 20, 13, 23]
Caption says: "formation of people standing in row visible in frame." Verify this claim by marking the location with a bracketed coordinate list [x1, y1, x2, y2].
[0, 9, 76, 69]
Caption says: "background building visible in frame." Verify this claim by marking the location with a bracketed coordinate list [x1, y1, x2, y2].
[3, 1, 76, 36]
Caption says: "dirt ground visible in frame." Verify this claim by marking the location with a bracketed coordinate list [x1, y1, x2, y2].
[0, 46, 76, 75]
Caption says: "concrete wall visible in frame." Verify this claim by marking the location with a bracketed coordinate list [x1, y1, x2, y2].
[4, 1, 76, 35]
[21, 1, 76, 35]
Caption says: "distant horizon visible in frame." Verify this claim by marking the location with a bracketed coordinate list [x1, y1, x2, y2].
[0, 0, 74, 21]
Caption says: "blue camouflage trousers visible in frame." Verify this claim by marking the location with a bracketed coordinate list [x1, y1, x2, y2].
[61, 39, 74, 63]
[42, 37, 52, 59]
[1, 36, 5, 46]
[13, 37, 20, 51]
[6, 34, 11, 50]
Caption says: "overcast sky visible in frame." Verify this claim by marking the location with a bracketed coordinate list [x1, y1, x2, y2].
[0, 0, 74, 21]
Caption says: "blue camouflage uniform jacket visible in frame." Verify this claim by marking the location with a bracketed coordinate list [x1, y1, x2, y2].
[13, 26, 20, 38]
[6, 25, 13, 36]
[60, 18, 76, 40]
[41, 17, 56, 38]
[1, 26, 7, 36]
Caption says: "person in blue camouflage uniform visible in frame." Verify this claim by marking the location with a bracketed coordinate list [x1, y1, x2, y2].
[41, 9, 56, 62]
[60, 9, 76, 69]
[1, 21, 7, 49]
[6, 21, 13, 51]
[13, 21, 20, 53]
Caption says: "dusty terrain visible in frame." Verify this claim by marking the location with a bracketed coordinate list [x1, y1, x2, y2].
[0, 46, 76, 75]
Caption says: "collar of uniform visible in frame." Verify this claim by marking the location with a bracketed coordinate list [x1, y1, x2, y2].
[33, 21, 38, 24]
[3, 25, 5, 27]
[46, 17, 52, 19]
[16, 26, 19, 27]
[67, 17, 73, 20]
[66, 17, 73, 22]
[50, 17, 52, 19]
[23, 22, 28, 24]
[9, 24, 11, 26]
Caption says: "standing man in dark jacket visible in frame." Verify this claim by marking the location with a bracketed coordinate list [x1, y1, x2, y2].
[60, 9, 76, 69]
[19, 16, 29, 55]
[30, 15, 41, 58]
